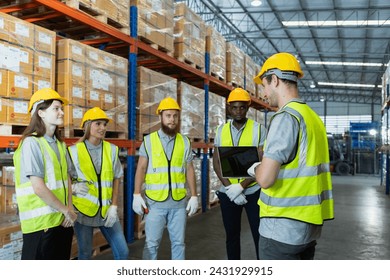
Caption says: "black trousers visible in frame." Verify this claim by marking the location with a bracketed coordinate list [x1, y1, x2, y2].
[217, 189, 260, 260]
[21, 225, 74, 260]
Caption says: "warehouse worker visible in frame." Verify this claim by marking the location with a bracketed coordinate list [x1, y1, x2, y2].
[13, 88, 77, 260]
[68, 107, 129, 260]
[212, 88, 266, 260]
[249, 52, 334, 260]
[132, 97, 198, 260]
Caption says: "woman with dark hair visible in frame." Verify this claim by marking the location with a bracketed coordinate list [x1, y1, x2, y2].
[68, 107, 128, 260]
[13, 88, 77, 260]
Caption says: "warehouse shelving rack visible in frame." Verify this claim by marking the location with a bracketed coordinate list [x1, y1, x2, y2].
[0, 0, 273, 242]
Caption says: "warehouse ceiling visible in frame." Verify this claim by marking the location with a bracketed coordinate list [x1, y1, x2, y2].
[185, 0, 390, 105]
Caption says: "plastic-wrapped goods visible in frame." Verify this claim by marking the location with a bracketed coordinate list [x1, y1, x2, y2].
[206, 25, 226, 81]
[132, 0, 174, 52]
[178, 81, 204, 139]
[137, 66, 177, 140]
[174, 2, 206, 69]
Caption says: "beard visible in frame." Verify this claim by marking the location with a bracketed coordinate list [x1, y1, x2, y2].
[161, 122, 178, 137]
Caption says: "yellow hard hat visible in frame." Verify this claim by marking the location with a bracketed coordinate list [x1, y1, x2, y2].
[81, 107, 111, 128]
[28, 88, 68, 113]
[156, 97, 181, 115]
[253, 52, 304, 85]
[227, 88, 251, 104]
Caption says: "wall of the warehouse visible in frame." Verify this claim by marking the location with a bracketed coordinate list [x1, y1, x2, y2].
[308, 101, 381, 122]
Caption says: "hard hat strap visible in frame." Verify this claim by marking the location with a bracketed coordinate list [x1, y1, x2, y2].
[261, 68, 298, 83]
[30, 100, 45, 116]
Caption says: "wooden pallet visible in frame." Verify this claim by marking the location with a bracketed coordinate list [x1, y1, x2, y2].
[177, 57, 204, 71]
[138, 36, 173, 57]
[0, 123, 28, 136]
[210, 71, 226, 82]
[62, 0, 129, 32]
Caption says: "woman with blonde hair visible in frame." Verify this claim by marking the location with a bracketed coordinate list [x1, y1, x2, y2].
[68, 107, 128, 260]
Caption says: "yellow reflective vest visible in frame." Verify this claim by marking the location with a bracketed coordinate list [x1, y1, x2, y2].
[144, 131, 189, 201]
[217, 119, 261, 186]
[68, 141, 116, 218]
[259, 101, 334, 225]
[14, 137, 68, 234]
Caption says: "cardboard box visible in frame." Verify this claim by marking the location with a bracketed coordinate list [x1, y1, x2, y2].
[7, 72, 33, 99]
[56, 60, 85, 85]
[34, 25, 56, 54]
[32, 75, 54, 93]
[57, 39, 86, 62]
[6, 98, 30, 125]
[0, 97, 6, 122]
[5, 14, 34, 46]
[0, 69, 7, 97]
[57, 84, 85, 107]
[33, 52, 55, 80]
[86, 67, 115, 93]
[64, 104, 85, 128]
[6, 43, 34, 75]
[1, 166, 15, 186]
[85, 88, 102, 108]
[0, 185, 17, 215]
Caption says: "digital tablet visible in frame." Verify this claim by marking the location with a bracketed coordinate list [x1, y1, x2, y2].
[217, 146, 260, 178]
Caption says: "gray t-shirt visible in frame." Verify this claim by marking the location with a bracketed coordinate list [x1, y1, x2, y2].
[138, 129, 193, 209]
[19, 135, 73, 184]
[214, 119, 266, 195]
[68, 140, 123, 226]
[260, 101, 322, 245]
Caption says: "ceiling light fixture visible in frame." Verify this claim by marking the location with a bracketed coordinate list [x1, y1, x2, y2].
[310, 81, 316, 88]
[318, 82, 375, 88]
[282, 20, 390, 27]
[251, 0, 262, 7]
[306, 61, 383, 67]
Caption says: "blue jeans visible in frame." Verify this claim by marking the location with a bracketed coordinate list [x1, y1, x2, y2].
[74, 221, 129, 260]
[143, 207, 187, 260]
[217, 189, 260, 260]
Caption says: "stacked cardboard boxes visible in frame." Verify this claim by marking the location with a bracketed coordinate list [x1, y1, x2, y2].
[132, 0, 174, 52]
[178, 81, 204, 139]
[174, 2, 206, 69]
[206, 25, 226, 81]
[244, 54, 259, 97]
[226, 42, 245, 87]
[136, 66, 177, 140]
[0, 12, 56, 125]
[208, 91, 226, 140]
[56, 38, 128, 135]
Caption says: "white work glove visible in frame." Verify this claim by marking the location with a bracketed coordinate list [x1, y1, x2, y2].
[72, 182, 89, 196]
[186, 196, 199, 216]
[104, 205, 118, 227]
[132, 194, 147, 215]
[225, 183, 244, 201]
[247, 162, 261, 177]
[62, 209, 77, 227]
[233, 194, 248, 205]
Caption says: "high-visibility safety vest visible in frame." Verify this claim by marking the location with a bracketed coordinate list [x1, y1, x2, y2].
[144, 131, 189, 202]
[13, 137, 69, 234]
[259, 101, 334, 225]
[216, 119, 261, 186]
[68, 141, 117, 218]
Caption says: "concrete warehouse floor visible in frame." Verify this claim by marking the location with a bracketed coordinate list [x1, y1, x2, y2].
[93, 174, 390, 260]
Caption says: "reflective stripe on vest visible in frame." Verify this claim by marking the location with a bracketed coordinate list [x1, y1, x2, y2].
[144, 132, 188, 201]
[259, 101, 334, 225]
[68, 141, 116, 218]
[218, 119, 260, 185]
[14, 137, 68, 233]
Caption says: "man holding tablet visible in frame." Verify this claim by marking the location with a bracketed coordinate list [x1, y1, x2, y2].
[212, 88, 266, 260]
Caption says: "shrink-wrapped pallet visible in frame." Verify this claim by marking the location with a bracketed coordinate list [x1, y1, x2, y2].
[226, 42, 245, 87]
[208, 91, 226, 140]
[178, 81, 204, 139]
[174, 2, 206, 69]
[137, 66, 177, 140]
[132, 0, 174, 52]
[206, 25, 226, 81]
